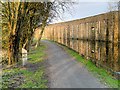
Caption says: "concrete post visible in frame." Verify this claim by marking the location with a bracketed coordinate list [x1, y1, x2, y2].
[22, 48, 27, 66]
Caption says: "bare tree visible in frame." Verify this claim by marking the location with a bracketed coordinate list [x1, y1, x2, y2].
[1, 0, 73, 65]
[35, 0, 73, 48]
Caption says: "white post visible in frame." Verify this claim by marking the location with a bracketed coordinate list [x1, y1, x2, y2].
[22, 48, 27, 66]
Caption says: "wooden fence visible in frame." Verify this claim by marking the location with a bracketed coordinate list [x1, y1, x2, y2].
[43, 11, 119, 73]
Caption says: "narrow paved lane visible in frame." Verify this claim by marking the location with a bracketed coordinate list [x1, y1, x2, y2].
[42, 40, 107, 88]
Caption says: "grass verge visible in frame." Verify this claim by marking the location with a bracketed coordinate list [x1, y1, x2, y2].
[56, 42, 119, 88]
[2, 44, 47, 88]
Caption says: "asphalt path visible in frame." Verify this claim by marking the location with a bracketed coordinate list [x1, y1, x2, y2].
[43, 40, 107, 88]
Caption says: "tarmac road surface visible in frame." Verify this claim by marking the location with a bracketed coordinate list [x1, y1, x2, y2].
[43, 40, 107, 88]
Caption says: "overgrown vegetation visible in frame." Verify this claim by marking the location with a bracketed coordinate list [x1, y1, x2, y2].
[1, 1, 72, 65]
[2, 44, 47, 88]
[57, 42, 119, 88]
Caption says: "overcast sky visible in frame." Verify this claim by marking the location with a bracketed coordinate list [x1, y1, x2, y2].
[51, 0, 118, 24]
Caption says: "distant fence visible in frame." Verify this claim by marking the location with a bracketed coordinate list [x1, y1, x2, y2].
[43, 11, 119, 74]
[44, 11, 119, 42]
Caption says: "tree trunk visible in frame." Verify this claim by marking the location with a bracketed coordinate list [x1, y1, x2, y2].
[23, 38, 31, 52]
[8, 35, 15, 65]
[14, 33, 20, 63]
[35, 26, 45, 48]
[7, 2, 22, 65]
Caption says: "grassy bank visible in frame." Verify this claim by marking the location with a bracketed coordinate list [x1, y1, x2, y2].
[56, 42, 119, 88]
[2, 44, 47, 88]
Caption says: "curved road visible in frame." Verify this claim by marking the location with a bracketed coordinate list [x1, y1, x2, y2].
[43, 40, 107, 88]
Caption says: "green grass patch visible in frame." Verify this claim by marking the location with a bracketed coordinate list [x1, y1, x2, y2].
[2, 68, 21, 88]
[2, 43, 47, 88]
[60, 44, 119, 88]
[28, 44, 45, 64]
[19, 67, 47, 88]
[20, 44, 47, 88]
